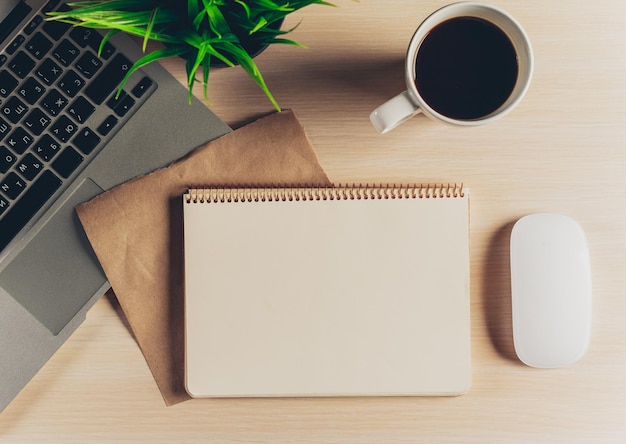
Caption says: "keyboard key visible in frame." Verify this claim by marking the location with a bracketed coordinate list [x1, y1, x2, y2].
[15, 153, 44, 181]
[50, 115, 78, 142]
[24, 16, 44, 35]
[0, 146, 17, 173]
[85, 54, 132, 105]
[0, 1, 31, 49]
[0, 55, 7, 68]
[0, 172, 27, 199]
[0, 70, 19, 97]
[41, 89, 68, 117]
[70, 27, 96, 48]
[0, 195, 8, 217]
[43, 0, 61, 14]
[68, 28, 115, 60]
[25, 32, 53, 60]
[17, 77, 46, 105]
[98, 42, 116, 61]
[0, 170, 62, 252]
[6, 35, 26, 56]
[57, 70, 84, 98]
[73, 127, 100, 155]
[33, 134, 61, 161]
[107, 91, 135, 117]
[23, 108, 51, 136]
[53, 40, 80, 67]
[75, 52, 102, 79]
[52, 147, 83, 178]
[0, 117, 10, 140]
[5, 127, 34, 155]
[8, 51, 36, 79]
[69, 27, 106, 53]
[1, 97, 29, 124]
[42, 20, 71, 41]
[107, 90, 127, 109]
[67, 96, 95, 124]
[131, 76, 153, 98]
[97, 115, 118, 136]
[36, 59, 62, 85]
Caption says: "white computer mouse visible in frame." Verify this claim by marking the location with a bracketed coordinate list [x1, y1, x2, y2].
[510, 213, 592, 368]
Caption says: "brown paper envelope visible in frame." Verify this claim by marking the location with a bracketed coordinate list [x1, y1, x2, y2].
[76, 110, 331, 405]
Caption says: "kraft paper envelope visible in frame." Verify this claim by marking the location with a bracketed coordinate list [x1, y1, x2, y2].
[76, 110, 331, 405]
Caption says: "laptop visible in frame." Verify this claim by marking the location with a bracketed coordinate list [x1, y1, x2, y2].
[0, 0, 231, 412]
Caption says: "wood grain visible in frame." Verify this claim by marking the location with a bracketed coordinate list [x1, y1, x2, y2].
[2, 1, 626, 442]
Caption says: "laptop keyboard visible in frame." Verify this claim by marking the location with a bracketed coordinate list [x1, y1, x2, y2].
[0, 0, 155, 252]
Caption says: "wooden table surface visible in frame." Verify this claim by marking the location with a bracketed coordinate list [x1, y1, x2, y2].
[2, 1, 626, 442]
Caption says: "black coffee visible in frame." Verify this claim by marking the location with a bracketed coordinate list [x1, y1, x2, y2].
[415, 17, 518, 120]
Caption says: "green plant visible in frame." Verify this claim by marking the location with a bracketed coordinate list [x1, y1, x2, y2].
[48, 0, 339, 111]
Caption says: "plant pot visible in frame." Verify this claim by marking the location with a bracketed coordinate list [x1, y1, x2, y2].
[211, 18, 284, 68]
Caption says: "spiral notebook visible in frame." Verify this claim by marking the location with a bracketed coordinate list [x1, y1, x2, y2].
[183, 184, 471, 398]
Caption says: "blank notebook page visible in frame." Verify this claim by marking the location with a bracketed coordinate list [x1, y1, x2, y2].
[183, 185, 471, 397]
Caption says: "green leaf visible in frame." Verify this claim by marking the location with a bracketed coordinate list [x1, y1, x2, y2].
[217, 41, 280, 111]
[143, 7, 159, 51]
[99, 29, 119, 56]
[187, 44, 208, 88]
[115, 45, 189, 98]
[249, 16, 268, 35]
[233, 0, 251, 19]
[201, 52, 211, 101]
[188, 0, 200, 18]
[203, 1, 231, 38]
[45, 0, 354, 110]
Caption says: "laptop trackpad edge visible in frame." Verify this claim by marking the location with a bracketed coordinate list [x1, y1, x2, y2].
[0, 179, 106, 335]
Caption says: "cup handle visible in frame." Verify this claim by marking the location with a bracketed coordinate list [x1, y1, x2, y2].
[370, 91, 422, 134]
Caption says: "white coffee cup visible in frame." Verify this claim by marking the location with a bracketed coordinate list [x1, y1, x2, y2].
[370, 2, 533, 134]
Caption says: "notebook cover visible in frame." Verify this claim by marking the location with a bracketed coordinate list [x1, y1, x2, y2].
[183, 185, 471, 397]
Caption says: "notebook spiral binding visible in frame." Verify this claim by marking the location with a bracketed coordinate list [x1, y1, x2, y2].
[185, 183, 464, 203]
